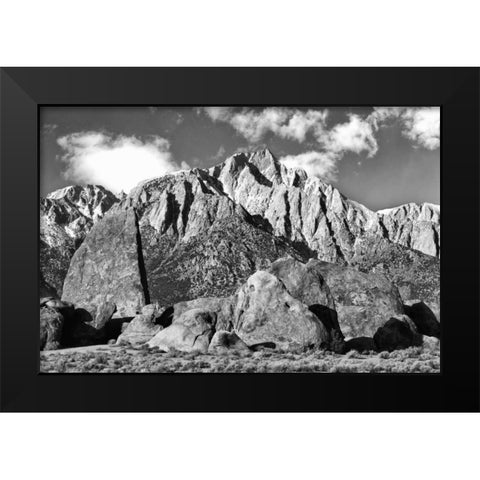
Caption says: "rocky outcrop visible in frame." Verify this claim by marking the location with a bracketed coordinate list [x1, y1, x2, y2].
[172, 297, 234, 331]
[40, 185, 118, 296]
[62, 208, 148, 318]
[268, 258, 339, 332]
[40, 307, 64, 350]
[231, 270, 330, 349]
[116, 313, 163, 345]
[403, 302, 440, 338]
[147, 308, 216, 353]
[315, 261, 404, 338]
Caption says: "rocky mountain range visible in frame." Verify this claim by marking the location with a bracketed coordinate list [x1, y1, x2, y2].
[50, 149, 439, 314]
[39, 148, 440, 355]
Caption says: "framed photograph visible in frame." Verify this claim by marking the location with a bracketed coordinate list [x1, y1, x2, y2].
[1, 67, 478, 411]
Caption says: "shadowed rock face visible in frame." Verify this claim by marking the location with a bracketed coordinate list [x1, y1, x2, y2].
[403, 302, 440, 338]
[40, 185, 118, 296]
[373, 317, 418, 352]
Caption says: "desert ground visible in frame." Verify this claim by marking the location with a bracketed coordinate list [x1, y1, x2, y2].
[40, 340, 440, 374]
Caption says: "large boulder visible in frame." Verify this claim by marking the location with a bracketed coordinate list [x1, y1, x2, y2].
[373, 316, 420, 352]
[268, 258, 341, 336]
[232, 270, 330, 349]
[40, 307, 64, 350]
[208, 330, 250, 354]
[62, 207, 148, 318]
[172, 297, 235, 331]
[404, 301, 440, 338]
[315, 261, 404, 337]
[147, 309, 216, 353]
[117, 314, 162, 345]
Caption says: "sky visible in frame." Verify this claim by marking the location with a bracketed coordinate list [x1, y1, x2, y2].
[40, 106, 440, 211]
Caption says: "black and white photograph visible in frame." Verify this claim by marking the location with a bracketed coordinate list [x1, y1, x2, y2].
[39, 105, 441, 373]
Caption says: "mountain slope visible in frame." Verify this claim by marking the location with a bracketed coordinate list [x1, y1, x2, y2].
[40, 185, 118, 296]
[59, 149, 440, 316]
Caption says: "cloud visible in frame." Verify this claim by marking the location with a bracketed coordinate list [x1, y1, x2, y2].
[202, 106, 439, 152]
[279, 151, 338, 183]
[401, 108, 440, 150]
[200, 106, 440, 182]
[202, 107, 328, 143]
[323, 114, 378, 157]
[370, 107, 440, 150]
[57, 131, 188, 193]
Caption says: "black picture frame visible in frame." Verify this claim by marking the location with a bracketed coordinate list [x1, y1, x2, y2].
[1, 67, 478, 412]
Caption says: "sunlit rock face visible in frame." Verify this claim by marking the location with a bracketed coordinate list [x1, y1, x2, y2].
[376, 203, 440, 257]
[209, 149, 440, 261]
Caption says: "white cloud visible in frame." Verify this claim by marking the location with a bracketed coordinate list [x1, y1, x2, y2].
[202, 107, 328, 143]
[203, 106, 439, 153]
[401, 107, 440, 150]
[57, 132, 187, 193]
[202, 106, 440, 183]
[369, 107, 440, 150]
[323, 114, 378, 157]
[280, 151, 338, 183]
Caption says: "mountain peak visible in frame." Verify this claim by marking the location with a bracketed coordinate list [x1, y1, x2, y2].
[46, 184, 117, 201]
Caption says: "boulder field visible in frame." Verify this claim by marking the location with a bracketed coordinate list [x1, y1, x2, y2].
[40, 257, 440, 355]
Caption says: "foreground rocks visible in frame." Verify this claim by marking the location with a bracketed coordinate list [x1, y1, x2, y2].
[147, 309, 216, 353]
[373, 317, 419, 352]
[116, 313, 163, 346]
[40, 307, 64, 351]
[403, 301, 440, 338]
